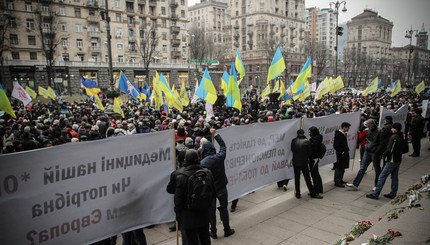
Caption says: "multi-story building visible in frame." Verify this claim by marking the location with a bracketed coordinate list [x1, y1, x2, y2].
[223, 0, 307, 89]
[1, 0, 192, 95]
[392, 45, 430, 86]
[416, 23, 428, 50]
[342, 9, 393, 87]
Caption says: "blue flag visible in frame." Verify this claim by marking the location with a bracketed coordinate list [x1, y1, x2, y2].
[118, 71, 140, 99]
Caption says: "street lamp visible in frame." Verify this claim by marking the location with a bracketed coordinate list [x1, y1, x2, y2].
[186, 33, 195, 88]
[329, 1, 347, 78]
[405, 26, 418, 87]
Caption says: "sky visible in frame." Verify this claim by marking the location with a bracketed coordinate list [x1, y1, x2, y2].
[188, 0, 430, 47]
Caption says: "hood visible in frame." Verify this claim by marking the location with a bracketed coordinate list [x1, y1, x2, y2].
[201, 141, 216, 158]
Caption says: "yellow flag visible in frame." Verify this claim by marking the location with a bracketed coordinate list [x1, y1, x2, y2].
[415, 81, 425, 94]
[272, 80, 280, 93]
[260, 84, 271, 99]
[47, 87, 57, 99]
[25, 86, 37, 99]
[38, 86, 50, 99]
[113, 97, 124, 118]
[180, 81, 189, 107]
[94, 96, 105, 111]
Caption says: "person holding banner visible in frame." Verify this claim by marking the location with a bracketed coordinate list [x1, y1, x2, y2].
[291, 129, 323, 199]
[333, 122, 351, 188]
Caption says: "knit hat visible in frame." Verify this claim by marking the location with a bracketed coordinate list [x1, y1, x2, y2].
[392, 122, 402, 132]
[385, 116, 393, 122]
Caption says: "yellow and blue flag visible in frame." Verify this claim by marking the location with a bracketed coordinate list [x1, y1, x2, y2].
[415, 81, 425, 94]
[195, 67, 218, 105]
[260, 84, 271, 99]
[25, 86, 37, 99]
[0, 83, 16, 118]
[180, 81, 189, 106]
[38, 86, 50, 99]
[235, 49, 246, 81]
[226, 62, 242, 112]
[331, 76, 344, 93]
[391, 80, 401, 97]
[81, 76, 100, 96]
[221, 70, 229, 96]
[118, 71, 140, 100]
[159, 73, 183, 112]
[47, 87, 57, 99]
[94, 95, 105, 111]
[267, 47, 286, 84]
[292, 56, 312, 95]
[316, 77, 331, 101]
[272, 80, 280, 93]
[278, 80, 286, 100]
[362, 77, 379, 96]
[113, 97, 124, 118]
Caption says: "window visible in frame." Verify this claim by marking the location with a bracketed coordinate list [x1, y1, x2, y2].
[12, 52, 19, 59]
[91, 55, 98, 62]
[138, 4, 144, 14]
[6, 0, 14, 10]
[62, 53, 69, 61]
[161, 7, 166, 15]
[181, 10, 185, 18]
[42, 5, 49, 12]
[162, 45, 167, 52]
[62, 38, 68, 47]
[74, 8, 81, 17]
[117, 41, 123, 49]
[126, 2, 134, 11]
[116, 28, 123, 37]
[77, 39, 83, 48]
[162, 19, 167, 27]
[180, 0, 185, 5]
[30, 52, 37, 60]
[181, 23, 186, 29]
[28, 35, 36, 45]
[118, 55, 124, 62]
[182, 46, 186, 53]
[25, 2, 32, 12]
[105, 55, 109, 62]
[127, 15, 134, 25]
[128, 42, 135, 51]
[78, 54, 84, 61]
[60, 23, 67, 32]
[10, 34, 18, 44]
[59, 7, 66, 16]
[9, 18, 16, 28]
[162, 32, 167, 40]
[116, 13, 121, 22]
[115, 0, 120, 8]
[76, 24, 82, 32]
[26, 19, 35, 30]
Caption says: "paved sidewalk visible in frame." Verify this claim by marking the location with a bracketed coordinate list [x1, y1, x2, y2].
[139, 139, 430, 245]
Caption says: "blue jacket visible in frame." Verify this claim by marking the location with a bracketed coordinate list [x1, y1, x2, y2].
[200, 135, 228, 193]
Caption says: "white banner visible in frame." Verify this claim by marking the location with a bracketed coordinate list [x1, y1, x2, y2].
[0, 131, 175, 245]
[219, 119, 300, 201]
[12, 81, 32, 106]
[302, 112, 360, 166]
[378, 104, 408, 131]
[422, 100, 430, 119]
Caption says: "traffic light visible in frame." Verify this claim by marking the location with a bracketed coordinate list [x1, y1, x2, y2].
[337, 26, 344, 36]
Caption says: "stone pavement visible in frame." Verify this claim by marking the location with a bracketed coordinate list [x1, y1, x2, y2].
[135, 139, 430, 245]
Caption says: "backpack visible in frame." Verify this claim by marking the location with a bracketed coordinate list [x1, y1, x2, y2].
[180, 168, 214, 211]
[401, 136, 409, 154]
[317, 143, 327, 159]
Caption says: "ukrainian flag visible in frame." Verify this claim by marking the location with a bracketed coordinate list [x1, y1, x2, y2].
[195, 67, 218, 105]
[362, 77, 379, 96]
[278, 80, 286, 100]
[331, 76, 344, 93]
[221, 70, 229, 96]
[118, 72, 140, 100]
[415, 81, 425, 94]
[272, 80, 280, 93]
[38, 86, 50, 99]
[235, 49, 246, 80]
[226, 62, 242, 112]
[113, 97, 124, 118]
[81, 76, 101, 96]
[292, 56, 312, 95]
[94, 95, 105, 111]
[180, 81, 189, 106]
[25, 86, 37, 99]
[267, 47, 286, 84]
[0, 83, 16, 118]
[159, 73, 183, 112]
[260, 84, 271, 99]
[391, 80, 401, 97]
[47, 87, 57, 99]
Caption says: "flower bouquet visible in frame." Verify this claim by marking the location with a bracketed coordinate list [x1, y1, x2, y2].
[335, 221, 373, 245]
[387, 207, 405, 221]
[390, 194, 407, 205]
[368, 229, 402, 244]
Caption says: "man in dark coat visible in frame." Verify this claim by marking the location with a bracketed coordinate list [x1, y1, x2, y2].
[409, 108, 425, 157]
[291, 129, 323, 199]
[333, 122, 351, 187]
[379, 116, 393, 167]
[200, 128, 235, 239]
[308, 126, 323, 194]
[167, 149, 214, 245]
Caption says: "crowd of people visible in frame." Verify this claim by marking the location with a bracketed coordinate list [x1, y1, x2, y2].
[1, 90, 429, 244]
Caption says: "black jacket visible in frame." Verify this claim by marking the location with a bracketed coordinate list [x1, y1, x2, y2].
[365, 127, 380, 153]
[200, 135, 228, 194]
[333, 130, 350, 168]
[383, 132, 403, 163]
[309, 134, 323, 159]
[291, 135, 311, 167]
[377, 122, 392, 154]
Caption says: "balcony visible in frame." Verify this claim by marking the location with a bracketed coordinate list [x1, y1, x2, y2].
[88, 31, 101, 38]
[87, 16, 100, 22]
[149, 0, 157, 6]
[170, 15, 179, 21]
[170, 26, 180, 33]
[170, 1, 178, 8]
[128, 35, 136, 41]
[90, 46, 101, 53]
[171, 38, 180, 46]
[138, 0, 146, 3]
[171, 50, 181, 57]
[87, 0, 99, 8]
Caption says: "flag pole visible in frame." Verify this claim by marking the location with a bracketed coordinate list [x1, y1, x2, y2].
[172, 129, 179, 245]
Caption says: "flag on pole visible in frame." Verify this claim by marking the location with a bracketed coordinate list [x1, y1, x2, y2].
[151, 72, 163, 109]
[47, 87, 57, 99]
[226, 62, 242, 112]
[93, 95, 105, 111]
[331, 76, 344, 93]
[180, 81, 189, 106]
[12, 82, 32, 106]
[260, 84, 271, 99]
[272, 80, 280, 93]
[38, 86, 50, 99]
[113, 97, 124, 118]
[415, 81, 425, 94]
[195, 67, 218, 104]
[391, 80, 401, 97]
[362, 77, 379, 96]
[278, 80, 286, 100]
[0, 83, 16, 118]
[235, 49, 246, 82]
[158, 73, 183, 112]
[25, 86, 37, 99]
[205, 101, 214, 122]
[80, 76, 100, 96]
[220, 70, 229, 96]
[267, 47, 286, 84]
[191, 80, 199, 104]
[118, 71, 140, 99]
[292, 56, 312, 95]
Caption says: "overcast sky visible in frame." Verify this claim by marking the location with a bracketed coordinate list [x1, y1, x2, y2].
[188, 0, 430, 47]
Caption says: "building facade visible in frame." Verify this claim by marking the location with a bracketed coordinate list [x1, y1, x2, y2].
[391, 45, 430, 87]
[1, 0, 194, 95]
[416, 23, 428, 50]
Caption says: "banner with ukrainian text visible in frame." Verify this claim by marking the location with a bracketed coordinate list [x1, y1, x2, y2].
[0, 131, 175, 245]
[378, 105, 408, 133]
[218, 119, 300, 202]
[302, 112, 360, 166]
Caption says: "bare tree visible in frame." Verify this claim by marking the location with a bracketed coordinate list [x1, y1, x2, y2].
[138, 25, 160, 85]
[0, 3, 12, 88]
[34, 3, 67, 88]
[188, 25, 209, 80]
[313, 41, 331, 82]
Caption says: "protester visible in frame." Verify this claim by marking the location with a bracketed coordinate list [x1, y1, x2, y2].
[291, 129, 323, 199]
[379, 116, 393, 167]
[367, 123, 405, 199]
[200, 128, 235, 239]
[333, 122, 351, 187]
[308, 126, 324, 194]
[409, 108, 425, 157]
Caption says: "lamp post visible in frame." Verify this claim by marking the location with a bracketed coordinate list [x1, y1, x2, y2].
[329, 1, 347, 78]
[405, 26, 418, 87]
[186, 33, 195, 88]
[100, 1, 114, 91]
